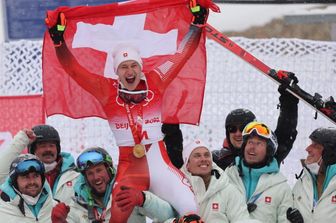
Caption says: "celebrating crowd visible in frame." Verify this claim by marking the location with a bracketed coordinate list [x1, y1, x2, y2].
[1, 121, 336, 223]
[1, 0, 335, 223]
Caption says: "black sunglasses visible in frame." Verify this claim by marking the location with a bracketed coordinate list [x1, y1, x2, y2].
[227, 125, 244, 133]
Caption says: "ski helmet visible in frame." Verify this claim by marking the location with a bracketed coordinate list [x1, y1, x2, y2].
[241, 121, 278, 166]
[29, 124, 61, 155]
[309, 127, 336, 166]
[9, 154, 45, 189]
[225, 109, 256, 128]
[225, 109, 256, 146]
[76, 147, 115, 178]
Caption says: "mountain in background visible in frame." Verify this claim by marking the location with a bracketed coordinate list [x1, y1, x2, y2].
[224, 18, 332, 41]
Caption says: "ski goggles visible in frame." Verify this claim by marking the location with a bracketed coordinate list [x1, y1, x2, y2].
[242, 121, 272, 139]
[15, 159, 45, 175]
[77, 151, 111, 172]
[227, 125, 245, 133]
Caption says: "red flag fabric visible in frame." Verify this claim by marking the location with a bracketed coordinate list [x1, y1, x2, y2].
[43, 0, 206, 125]
[0, 95, 45, 151]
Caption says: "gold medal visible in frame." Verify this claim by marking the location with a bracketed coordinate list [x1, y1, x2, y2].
[133, 144, 146, 158]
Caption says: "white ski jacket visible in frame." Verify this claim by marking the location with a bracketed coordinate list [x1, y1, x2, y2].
[0, 130, 79, 204]
[0, 180, 56, 223]
[181, 163, 252, 222]
[67, 173, 177, 223]
[67, 190, 177, 223]
[292, 165, 336, 223]
[225, 161, 292, 223]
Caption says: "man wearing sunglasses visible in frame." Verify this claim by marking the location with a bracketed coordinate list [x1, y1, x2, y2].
[0, 154, 56, 222]
[292, 127, 336, 223]
[225, 121, 300, 223]
[0, 125, 79, 204]
[52, 147, 199, 223]
[213, 84, 299, 171]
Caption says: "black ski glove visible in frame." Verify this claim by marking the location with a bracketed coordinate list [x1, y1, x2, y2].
[173, 213, 204, 223]
[247, 203, 257, 213]
[189, 0, 209, 26]
[47, 13, 66, 47]
[162, 123, 184, 168]
[276, 70, 299, 111]
[286, 207, 304, 223]
[278, 84, 299, 108]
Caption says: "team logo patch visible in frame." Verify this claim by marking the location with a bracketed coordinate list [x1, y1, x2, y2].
[265, 196, 272, 204]
[66, 181, 72, 187]
[212, 202, 219, 211]
[332, 195, 336, 203]
[123, 52, 128, 57]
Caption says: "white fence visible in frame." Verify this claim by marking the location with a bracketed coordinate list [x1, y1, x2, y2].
[1, 37, 335, 186]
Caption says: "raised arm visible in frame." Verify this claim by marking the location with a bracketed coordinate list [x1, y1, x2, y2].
[149, 5, 208, 93]
[0, 130, 34, 184]
[274, 81, 299, 164]
[47, 13, 113, 105]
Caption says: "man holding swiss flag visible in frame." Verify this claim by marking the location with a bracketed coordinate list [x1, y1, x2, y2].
[44, 0, 220, 222]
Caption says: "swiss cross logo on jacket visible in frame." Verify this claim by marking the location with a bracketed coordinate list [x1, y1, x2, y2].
[265, 196, 272, 204]
[212, 202, 219, 211]
[66, 181, 73, 187]
[332, 195, 336, 203]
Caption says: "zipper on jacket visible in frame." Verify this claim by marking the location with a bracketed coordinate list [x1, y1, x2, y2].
[248, 168, 252, 199]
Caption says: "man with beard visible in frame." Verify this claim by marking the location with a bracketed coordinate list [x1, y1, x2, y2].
[292, 127, 336, 223]
[224, 121, 299, 223]
[51, 147, 201, 223]
[212, 84, 299, 171]
[0, 125, 79, 204]
[0, 154, 56, 222]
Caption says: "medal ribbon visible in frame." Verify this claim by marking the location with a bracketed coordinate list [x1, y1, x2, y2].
[124, 104, 143, 145]
[93, 207, 107, 222]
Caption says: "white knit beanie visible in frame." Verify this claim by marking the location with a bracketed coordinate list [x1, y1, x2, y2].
[113, 45, 143, 72]
[183, 139, 209, 164]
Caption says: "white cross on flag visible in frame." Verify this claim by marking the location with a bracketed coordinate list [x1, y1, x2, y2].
[43, 0, 207, 125]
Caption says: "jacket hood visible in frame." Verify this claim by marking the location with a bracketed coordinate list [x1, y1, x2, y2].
[59, 152, 76, 173]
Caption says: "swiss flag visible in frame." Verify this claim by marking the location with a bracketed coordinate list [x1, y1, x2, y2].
[43, 0, 206, 125]
[0, 95, 45, 151]
[265, 196, 272, 204]
[332, 195, 336, 203]
[212, 202, 219, 211]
